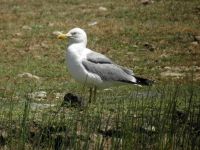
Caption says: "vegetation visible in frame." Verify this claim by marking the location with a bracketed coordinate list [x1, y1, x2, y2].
[0, 0, 199, 149]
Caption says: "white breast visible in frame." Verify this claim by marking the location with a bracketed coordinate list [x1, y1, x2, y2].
[66, 45, 103, 87]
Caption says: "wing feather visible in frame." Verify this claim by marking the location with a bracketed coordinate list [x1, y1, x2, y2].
[86, 52, 113, 64]
[82, 59, 135, 82]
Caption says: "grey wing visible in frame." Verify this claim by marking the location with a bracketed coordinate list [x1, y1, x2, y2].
[82, 60, 135, 83]
[86, 51, 113, 64]
[87, 51, 134, 75]
[118, 65, 134, 76]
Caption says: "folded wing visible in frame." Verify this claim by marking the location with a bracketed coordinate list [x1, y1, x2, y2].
[82, 51, 136, 83]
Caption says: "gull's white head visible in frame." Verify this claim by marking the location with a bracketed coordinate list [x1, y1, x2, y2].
[58, 27, 87, 46]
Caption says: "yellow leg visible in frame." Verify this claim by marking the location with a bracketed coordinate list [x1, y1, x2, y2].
[93, 87, 97, 102]
[89, 87, 92, 103]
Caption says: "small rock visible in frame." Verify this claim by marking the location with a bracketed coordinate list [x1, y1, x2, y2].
[164, 66, 192, 72]
[28, 91, 47, 101]
[141, 0, 154, 5]
[164, 66, 171, 70]
[54, 93, 64, 99]
[191, 41, 199, 46]
[161, 71, 185, 77]
[193, 66, 200, 71]
[195, 74, 200, 81]
[99, 6, 107, 11]
[52, 31, 63, 36]
[143, 42, 155, 51]
[41, 42, 49, 49]
[0, 130, 7, 146]
[160, 53, 169, 59]
[17, 72, 40, 80]
[132, 45, 138, 48]
[194, 36, 200, 42]
[140, 124, 156, 135]
[62, 93, 86, 108]
[22, 25, 32, 30]
[103, 88, 113, 91]
[14, 32, 22, 37]
[173, 66, 189, 72]
[48, 22, 54, 27]
[88, 21, 98, 26]
[30, 103, 55, 111]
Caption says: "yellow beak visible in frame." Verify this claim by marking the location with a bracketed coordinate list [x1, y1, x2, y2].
[57, 33, 71, 39]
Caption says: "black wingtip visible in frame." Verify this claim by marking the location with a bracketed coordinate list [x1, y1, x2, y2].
[135, 76, 154, 86]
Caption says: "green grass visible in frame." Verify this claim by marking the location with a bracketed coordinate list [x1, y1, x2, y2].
[0, 0, 200, 149]
[0, 84, 199, 149]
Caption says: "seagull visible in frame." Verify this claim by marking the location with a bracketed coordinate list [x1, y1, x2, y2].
[58, 27, 153, 102]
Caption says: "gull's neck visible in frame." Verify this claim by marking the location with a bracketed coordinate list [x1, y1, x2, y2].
[68, 42, 86, 48]
[67, 42, 89, 57]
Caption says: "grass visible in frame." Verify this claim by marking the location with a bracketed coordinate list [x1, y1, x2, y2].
[0, 0, 200, 149]
[0, 85, 199, 149]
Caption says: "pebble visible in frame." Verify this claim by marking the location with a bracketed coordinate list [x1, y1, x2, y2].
[22, 25, 32, 30]
[28, 91, 47, 101]
[144, 42, 155, 51]
[41, 42, 49, 49]
[30, 102, 55, 111]
[88, 21, 98, 26]
[194, 35, 200, 42]
[99, 6, 107, 11]
[52, 31, 63, 36]
[103, 88, 113, 91]
[161, 71, 185, 77]
[191, 41, 199, 46]
[17, 72, 40, 80]
[164, 66, 171, 70]
[141, 124, 156, 133]
[54, 93, 64, 99]
[14, 32, 22, 37]
[48, 22, 54, 27]
[141, 0, 154, 5]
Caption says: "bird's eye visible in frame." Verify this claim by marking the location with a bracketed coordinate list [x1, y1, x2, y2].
[71, 32, 77, 35]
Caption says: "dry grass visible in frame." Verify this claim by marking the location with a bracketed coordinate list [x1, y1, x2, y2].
[0, 0, 200, 84]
